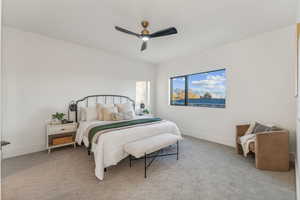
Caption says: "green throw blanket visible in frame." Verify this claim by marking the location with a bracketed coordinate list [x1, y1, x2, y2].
[88, 118, 162, 149]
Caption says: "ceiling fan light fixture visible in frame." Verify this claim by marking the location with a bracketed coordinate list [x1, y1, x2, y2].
[115, 21, 177, 51]
[142, 36, 149, 41]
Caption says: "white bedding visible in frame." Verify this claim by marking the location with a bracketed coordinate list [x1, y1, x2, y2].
[75, 117, 182, 180]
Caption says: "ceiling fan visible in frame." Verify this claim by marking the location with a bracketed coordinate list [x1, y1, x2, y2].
[115, 21, 178, 51]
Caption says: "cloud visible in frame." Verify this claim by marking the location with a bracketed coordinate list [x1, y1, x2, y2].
[174, 77, 185, 82]
[192, 75, 225, 86]
[190, 74, 226, 98]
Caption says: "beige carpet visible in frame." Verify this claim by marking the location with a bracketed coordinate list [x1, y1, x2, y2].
[2, 136, 296, 200]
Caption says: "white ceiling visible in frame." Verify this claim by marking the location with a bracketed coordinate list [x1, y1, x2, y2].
[3, 0, 297, 64]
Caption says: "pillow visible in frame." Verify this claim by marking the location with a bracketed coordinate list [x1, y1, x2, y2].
[102, 106, 118, 121]
[80, 107, 98, 121]
[116, 102, 135, 116]
[96, 103, 114, 120]
[247, 122, 280, 134]
[111, 111, 134, 121]
[252, 122, 272, 133]
[112, 112, 124, 121]
[123, 111, 134, 120]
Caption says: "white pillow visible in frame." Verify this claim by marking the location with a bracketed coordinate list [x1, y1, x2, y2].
[123, 111, 134, 120]
[116, 102, 135, 116]
[96, 103, 114, 120]
[102, 106, 118, 121]
[112, 111, 134, 121]
[80, 107, 98, 121]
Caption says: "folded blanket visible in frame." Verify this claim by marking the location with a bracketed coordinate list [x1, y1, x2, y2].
[88, 118, 162, 149]
[240, 134, 256, 157]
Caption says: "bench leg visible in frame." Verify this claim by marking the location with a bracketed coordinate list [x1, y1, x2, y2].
[177, 140, 179, 160]
[144, 153, 147, 179]
[130, 142, 179, 179]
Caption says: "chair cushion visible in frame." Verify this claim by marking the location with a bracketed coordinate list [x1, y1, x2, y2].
[124, 134, 180, 158]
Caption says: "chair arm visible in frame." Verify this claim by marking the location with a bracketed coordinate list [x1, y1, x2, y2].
[256, 130, 289, 149]
[236, 124, 250, 142]
[255, 130, 289, 171]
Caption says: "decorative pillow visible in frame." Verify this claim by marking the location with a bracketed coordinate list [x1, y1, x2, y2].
[102, 106, 118, 121]
[123, 111, 134, 120]
[248, 122, 281, 134]
[252, 122, 272, 133]
[80, 107, 98, 121]
[112, 112, 125, 121]
[116, 102, 135, 116]
[111, 111, 134, 121]
[96, 103, 114, 120]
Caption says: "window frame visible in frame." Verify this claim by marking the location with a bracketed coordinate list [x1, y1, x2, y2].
[169, 68, 226, 108]
[170, 76, 188, 106]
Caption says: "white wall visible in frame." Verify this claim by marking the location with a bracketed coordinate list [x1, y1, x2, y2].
[156, 25, 297, 150]
[296, 2, 300, 198]
[2, 26, 156, 158]
[298, 0, 300, 23]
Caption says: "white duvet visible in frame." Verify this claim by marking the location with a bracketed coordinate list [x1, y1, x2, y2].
[75, 117, 182, 180]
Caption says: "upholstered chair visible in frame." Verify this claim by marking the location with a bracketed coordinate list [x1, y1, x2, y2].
[236, 124, 289, 171]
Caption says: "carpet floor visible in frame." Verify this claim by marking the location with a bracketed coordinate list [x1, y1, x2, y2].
[2, 136, 296, 200]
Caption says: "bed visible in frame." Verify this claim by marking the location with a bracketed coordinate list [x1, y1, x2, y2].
[73, 95, 182, 180]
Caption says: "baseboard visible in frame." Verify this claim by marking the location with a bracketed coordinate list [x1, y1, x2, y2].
[181, 128, 235, 148]
[2, 144, 46, 159]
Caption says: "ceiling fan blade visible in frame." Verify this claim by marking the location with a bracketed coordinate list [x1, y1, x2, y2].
[115, 26, 140, 37]
[141, 41, 147, 51]
[150, 27, 177, 38]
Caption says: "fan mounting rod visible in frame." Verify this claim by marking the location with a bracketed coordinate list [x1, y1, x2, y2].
[141, 20, 149, 28]
[141, 20, 150, 35]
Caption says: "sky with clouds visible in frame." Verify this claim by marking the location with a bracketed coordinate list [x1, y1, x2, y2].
[172, 69, 226, 99]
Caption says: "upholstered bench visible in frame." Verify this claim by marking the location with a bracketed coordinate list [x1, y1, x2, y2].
[124, 133, 180, 178]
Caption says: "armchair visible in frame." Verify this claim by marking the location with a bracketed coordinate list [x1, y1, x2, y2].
[236, 124, 289, 171]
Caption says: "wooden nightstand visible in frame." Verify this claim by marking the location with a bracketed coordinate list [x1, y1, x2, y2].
[46, 122, 77, 153]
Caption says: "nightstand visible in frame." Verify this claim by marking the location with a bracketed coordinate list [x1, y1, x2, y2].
[46, 122, 77, 153]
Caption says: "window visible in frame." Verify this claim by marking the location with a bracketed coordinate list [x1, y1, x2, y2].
[170, 76, 186, 105]
[170, 69, 226, 108]
[136, 81, 151, 108]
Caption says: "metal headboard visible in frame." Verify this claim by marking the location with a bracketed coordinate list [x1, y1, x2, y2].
[75, 94, 135, 122]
